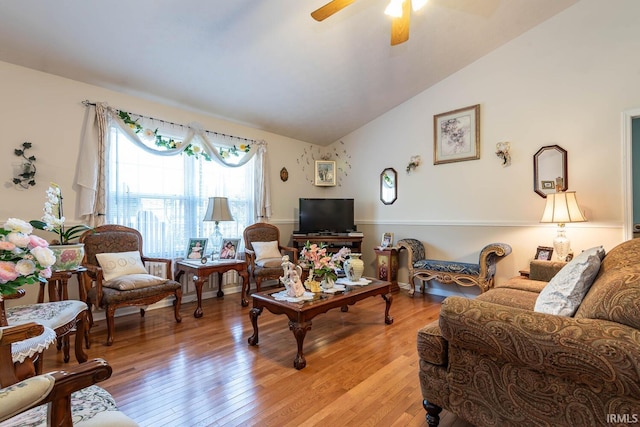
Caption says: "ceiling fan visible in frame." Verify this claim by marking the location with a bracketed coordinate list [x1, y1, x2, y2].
[311, 0, 429, 45]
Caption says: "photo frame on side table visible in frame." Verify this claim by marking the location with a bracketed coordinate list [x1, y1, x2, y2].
[314, 160, 336, 186]
[434, 104, 480, 165]
[220, 238, 240, 260]
[380, 232, 394, 248]
[535, 246, 554, 261]
[187, 238, 208, 260]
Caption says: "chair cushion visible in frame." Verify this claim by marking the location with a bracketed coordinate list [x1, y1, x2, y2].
[0, 385, 123, 427]
[89, 280, 181, 305]
[7, 301, 87, 330]
[534, 246, 605, 317]
[255, 257, 283, 268]
[252, 241, 281, 262]
[414, 259, 480, 276]
[0, 375, 55, 422]
[417, 320, 447, 366]
[95, 251, 147, 281]
[103, 274, 166, 291]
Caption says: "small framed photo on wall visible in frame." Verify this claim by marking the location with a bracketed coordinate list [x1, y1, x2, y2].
[220, 238, 240, 260]
[535, 246, 554, 261]
[187, 238, 208, 260]
[314, 160, 336, 186]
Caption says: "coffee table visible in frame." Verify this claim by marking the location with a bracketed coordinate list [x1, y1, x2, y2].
[248, 278, 393, 369]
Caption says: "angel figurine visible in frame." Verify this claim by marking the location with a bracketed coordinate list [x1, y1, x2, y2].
[280, 255, 305, 297]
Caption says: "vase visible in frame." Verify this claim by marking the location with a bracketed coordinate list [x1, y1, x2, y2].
[344, 253, 364, 281]
[49, 243, 85, 271]
[320, 276, 335, 290]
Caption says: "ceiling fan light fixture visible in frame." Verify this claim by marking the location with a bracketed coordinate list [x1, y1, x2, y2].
[412, 0, 428, 12]
[384, 0, 405, 18]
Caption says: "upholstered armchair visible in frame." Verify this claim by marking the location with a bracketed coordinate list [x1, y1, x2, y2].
[79, 225, 182, 346]
[397, 239, 511, 294]
[0, 322, 138, 426]
[243, 223, 297, 292]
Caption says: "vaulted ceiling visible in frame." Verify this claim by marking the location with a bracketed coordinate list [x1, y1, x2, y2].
[0, 0, 578, 145]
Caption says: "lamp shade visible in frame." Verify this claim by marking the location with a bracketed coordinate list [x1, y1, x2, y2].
[203, 197, 234, 222]
[540, 191, 586, 224]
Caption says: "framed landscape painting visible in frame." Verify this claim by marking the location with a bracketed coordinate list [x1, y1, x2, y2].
[433, 104, 480, 165]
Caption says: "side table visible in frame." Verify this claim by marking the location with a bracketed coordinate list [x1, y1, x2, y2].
[175, 259, 250, 318]
[39, 267, 88, 303]
[373, 246, 399, 292]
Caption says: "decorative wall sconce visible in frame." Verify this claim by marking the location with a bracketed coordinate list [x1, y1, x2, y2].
[406, 155, 422, 174]
[495, 142, 511, 167]
[12, 141, 37, 188]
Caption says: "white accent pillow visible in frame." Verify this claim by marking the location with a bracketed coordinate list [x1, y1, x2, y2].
[103, 273, 166, 290]
[95, 251, 148, 282]
[534, 246, 605, 316]
[252, 241, 282, 261]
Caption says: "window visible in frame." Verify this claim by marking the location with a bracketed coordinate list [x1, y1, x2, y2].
[106, 126, 255, 259]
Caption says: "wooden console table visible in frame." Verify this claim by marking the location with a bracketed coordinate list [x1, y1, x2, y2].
[373, 246, 399, 292]
[292, 234, 363, 254]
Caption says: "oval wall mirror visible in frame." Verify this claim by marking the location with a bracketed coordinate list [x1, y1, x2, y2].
[533, 145, 567, 198]
[380, 168, 397, 205]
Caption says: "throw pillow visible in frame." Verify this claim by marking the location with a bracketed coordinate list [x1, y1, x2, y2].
[534, 246, 605, 316]
[95, 251, 148, 282]
[252, 241, 282, 261]
[103, 273, 166, 291]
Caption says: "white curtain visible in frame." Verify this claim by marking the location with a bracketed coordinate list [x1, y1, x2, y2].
[76, 102, 271, 224]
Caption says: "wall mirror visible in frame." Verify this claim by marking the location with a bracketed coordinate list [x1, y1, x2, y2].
[533, 145, 567, 198]
[380, 168, 397, 205]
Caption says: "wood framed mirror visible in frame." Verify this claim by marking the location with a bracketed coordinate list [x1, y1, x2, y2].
[380, 168, 397, 205]
[533, 145, 567, 198]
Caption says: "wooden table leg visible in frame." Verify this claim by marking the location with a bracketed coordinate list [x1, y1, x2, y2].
[248, 307, 263, 345]
[216, 272, 224, 298]
[193, 275, 205, 318]
[382, 293, 394, 324]
[240, 271, 249, 307]
[289, 320, 312, 370]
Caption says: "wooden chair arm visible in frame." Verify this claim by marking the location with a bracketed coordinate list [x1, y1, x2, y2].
[244, 249, 256, 268]
[142, 257, 174, 280]
[0, 323, 44, 346]
[279, 246, 298, 263]
[82, 264, 104, 304]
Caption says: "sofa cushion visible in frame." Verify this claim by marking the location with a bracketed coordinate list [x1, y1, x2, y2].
[417, 320, 447, 366]
[477, 287, 539, 311]
[103, 274, 167, 291]
[575, 265, 640, 330]
[95, 251, 147, 282]
[534, 246, 605, 316]
[495, 276, 548, 293]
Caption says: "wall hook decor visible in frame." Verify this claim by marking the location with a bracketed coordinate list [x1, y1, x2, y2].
[495, 142, 511, 167]
[406, 155, 422, 174]
[12, 141, 37, 188]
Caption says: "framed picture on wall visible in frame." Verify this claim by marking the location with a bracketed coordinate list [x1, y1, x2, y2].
[433, 104, 480, 165]
[186, 238, 208, 260]
[219, 238, 240, 260]
[314, 160, 336, 186]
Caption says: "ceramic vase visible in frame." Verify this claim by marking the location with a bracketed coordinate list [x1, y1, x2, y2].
[320, 276, 335, 290]
[49, 243, 85, 271]
[344, 253, 364, 281]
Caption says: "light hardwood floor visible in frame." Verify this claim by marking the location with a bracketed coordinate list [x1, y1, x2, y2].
[42, 287, 474, 427]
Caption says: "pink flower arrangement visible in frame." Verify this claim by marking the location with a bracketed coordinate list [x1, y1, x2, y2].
[0, 218, 56, 296]
[299, 241, 350, 282]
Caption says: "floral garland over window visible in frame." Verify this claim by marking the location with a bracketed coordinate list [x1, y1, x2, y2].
[118, 111, 251, 160]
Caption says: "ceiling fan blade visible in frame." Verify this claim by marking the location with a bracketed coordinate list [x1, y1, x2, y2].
[311, 0, 357, 21]
[390, 0, 411, 45]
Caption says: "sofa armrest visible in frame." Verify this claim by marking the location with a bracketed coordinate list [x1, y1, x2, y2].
[529, 260, 566, 282]
[439, 296, 640, 395]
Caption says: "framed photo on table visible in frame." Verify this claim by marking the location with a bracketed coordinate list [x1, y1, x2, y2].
[535, 246, 554, 261]
[314, 160, 336, 186]
[433, 104, 480, 165]
[187, 238, 208, 260]
[220, 238, 240, 260]
[380, 232, 394, 248]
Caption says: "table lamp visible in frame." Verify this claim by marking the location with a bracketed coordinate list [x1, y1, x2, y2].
[540, 191, 586, 261]
[203, 197, 234, 259]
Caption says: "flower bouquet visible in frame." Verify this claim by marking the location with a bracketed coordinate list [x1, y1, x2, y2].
[299, 241, 350, 290]
[0, 218, 56, 296]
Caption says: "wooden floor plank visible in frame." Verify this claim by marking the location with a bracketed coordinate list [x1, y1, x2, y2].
[41, 289, 473, 427]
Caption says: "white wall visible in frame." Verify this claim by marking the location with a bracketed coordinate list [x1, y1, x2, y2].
[1, 0, 637, 304]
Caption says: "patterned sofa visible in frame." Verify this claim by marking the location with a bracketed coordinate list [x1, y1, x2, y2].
[417, 238, 640, 426]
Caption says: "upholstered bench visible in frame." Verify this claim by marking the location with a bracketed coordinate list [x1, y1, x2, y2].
[397, 239, 512, 294]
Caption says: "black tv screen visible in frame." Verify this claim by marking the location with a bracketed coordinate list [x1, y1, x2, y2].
[299, 198, 355, 234]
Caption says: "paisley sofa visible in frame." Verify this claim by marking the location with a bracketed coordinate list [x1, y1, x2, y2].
[417, 238, 640, 426]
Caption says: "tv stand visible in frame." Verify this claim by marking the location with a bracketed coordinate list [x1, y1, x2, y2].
[292, 234, 363, 254]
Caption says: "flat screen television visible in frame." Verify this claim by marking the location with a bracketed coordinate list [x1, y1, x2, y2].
[298, 198, 355, 234]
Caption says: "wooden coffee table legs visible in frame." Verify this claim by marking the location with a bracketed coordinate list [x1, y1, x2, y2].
[289, 320, 312, 370]
[382, 292, 394, 325]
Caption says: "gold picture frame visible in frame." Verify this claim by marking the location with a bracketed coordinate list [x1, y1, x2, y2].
[314, 160, 336, 186]
[434, 104, 480, 165]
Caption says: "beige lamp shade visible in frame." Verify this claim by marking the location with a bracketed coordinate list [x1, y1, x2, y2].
[203, 197, 234, 223]
[540, 191, 586, 225]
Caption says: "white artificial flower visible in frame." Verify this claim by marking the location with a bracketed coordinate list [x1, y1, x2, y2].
[15, 259, 36, 276]
[31, 246, 56, 268]
[4, 218, 33, 234]
[7, 232, 31, 248]
[143, 128, 156, 140]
